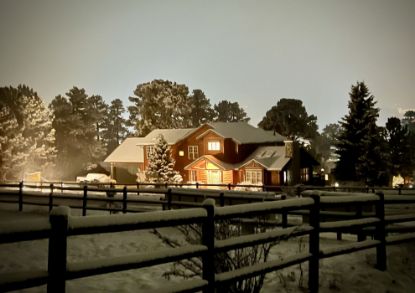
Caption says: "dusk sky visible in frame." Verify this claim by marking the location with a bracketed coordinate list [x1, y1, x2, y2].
[1, 0, 414, 129]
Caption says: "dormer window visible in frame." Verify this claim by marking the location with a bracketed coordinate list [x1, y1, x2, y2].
[208, 141, 220, 151]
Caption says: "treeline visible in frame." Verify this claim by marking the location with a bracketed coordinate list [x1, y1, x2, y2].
[0, 80, 414, 185]
[0, 80, 249, 180]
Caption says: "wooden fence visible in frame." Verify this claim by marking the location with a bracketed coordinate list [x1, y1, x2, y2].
[1, 190, 415, 292]
[0, 183, 281, 215]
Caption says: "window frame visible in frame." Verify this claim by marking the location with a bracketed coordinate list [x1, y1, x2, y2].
[207, 140, 221, 151]
[245, 169, 263, 184]
[188, 145, 199, 160]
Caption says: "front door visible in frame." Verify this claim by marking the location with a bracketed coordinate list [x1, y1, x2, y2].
[207, 170, 222, 185]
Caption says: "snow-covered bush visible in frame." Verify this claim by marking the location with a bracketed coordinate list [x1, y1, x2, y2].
[234, 181, 263, 192]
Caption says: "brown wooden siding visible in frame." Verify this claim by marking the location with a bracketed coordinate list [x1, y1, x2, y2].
[223, 170, 233, 184]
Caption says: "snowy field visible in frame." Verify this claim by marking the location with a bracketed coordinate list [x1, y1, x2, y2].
[0, 204, 414, 292]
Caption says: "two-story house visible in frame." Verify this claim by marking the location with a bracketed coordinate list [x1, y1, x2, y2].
[104, 122, 318, 185]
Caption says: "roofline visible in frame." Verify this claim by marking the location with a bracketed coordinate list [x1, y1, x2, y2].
[238, 158, 269, 170]
[195, 128, 242, 144]
[184, 155, 228, 171]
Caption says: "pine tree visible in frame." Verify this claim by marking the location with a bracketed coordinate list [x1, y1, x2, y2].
[0, 106, 29, 180]
[386, 117, 413, 178]
[145, 134, 181, 183]
[0, 85, 56, 180]
[334, 82, 387, 185]
[49, 87, 106, 179]
[128, 79, 191, 136]
[188, 89, 214, 127]
[102, 99, 128, 154]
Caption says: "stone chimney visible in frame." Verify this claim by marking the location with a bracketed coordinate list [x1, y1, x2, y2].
[284, 140, 294, 158]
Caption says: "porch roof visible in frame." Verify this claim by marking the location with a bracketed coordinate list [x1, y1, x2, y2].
[184, 155, 236, 171]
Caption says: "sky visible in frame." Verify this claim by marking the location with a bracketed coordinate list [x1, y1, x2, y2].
[1, 0, 414, 129]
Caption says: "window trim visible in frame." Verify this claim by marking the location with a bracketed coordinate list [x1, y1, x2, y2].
[245, 169, 263, 184]
[188, 145, 199, 160]
[207, 140, 220, 151]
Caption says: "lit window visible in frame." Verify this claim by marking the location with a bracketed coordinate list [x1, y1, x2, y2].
[245, 169, 262, 184]
[189, 170, 197, 182]
[301, 168, 309, 183]
[146, 145, 154, 158]
[188, 145, 199, 159]
[208, 141, 220, 151]
[179, 150, 185, 157]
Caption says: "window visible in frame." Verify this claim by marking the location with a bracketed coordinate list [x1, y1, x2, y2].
[301, 168, 309, 183]
[245, 169, 262, 184]
[146, 145, 154, 158]
[208, 141, 220, 151]
[189, 170, 197, 182]
[188, 145, 199, 159]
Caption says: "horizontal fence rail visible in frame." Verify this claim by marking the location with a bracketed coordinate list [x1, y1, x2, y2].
[0, 188, 415, 292]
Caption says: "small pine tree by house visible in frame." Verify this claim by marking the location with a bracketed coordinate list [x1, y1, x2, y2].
[145, 134, 182, 183]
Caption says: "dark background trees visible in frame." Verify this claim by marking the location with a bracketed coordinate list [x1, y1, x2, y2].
[213, 100, 250, 122]
[258, 98, 318, 141]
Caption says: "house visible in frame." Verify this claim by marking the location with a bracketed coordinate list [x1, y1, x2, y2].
[104, 122, 318, 186]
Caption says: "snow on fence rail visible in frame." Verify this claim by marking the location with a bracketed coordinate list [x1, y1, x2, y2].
[0, 183, 282, 215]
[1, 191, 415, 292]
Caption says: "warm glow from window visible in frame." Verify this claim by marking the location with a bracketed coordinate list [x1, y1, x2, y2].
[208, 141, 220, 151]
[245, 169, 262, 184]
[179, 150, 184, 156]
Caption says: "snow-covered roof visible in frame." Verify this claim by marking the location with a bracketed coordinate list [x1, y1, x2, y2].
[184, 155, 236, 171]
[141, 128, 195, 145]
[238, 146, 291, 171]
[104, 138, 145, 163]
[196, 122, 285, 144]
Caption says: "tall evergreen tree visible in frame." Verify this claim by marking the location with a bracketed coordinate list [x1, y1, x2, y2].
[102, 99, 128, 154]
[87, 95, 108, 141]
[334, 82, 387, 185]
[386, 117, 413, 178]
[0, 85, 56, 180]
[145, 134, 181, 183]
[188, 89, 214, 127]
[49, 87, 106, 179]
[128, 79, 191, 136]
[213, 100, 250, 122]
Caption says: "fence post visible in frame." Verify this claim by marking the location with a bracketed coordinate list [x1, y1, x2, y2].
[227, 183, 231, 190]
[202, 199, 215, 292]
[309, 193, 320, 293]
[167, 188, 172, 210]
[48, 206, 70, 293]
[219, 192, 225, 207]
[136, 183, 140, 196]
[49, 184, 54, 212]
[375, 192, 387, 271]
[18, 181, 23, 211]
[82, 185, 88, 216]
[281, 195, 288, 228]
[122, 186, 128, 213]
[196, 182, 199, 189]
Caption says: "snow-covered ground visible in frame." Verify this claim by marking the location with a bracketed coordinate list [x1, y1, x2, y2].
[0, 204, 414, 292]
